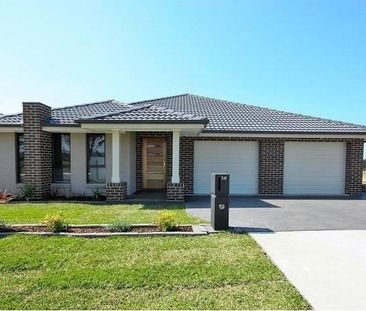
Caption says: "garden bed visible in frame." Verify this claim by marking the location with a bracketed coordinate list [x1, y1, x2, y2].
[1, 224, 193, 233]
[0, 224, 209, 236]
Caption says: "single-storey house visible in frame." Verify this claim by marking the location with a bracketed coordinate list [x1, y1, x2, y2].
[0, 94, 365, 201]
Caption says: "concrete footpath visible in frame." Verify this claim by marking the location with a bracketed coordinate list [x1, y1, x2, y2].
[251, 230, 366, 310]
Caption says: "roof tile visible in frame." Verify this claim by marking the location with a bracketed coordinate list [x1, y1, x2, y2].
[1, 94, 365, 134]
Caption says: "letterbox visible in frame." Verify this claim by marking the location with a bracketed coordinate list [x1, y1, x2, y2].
[211, 173, 230, 195]
[211, 194, 229, 230]
[211, 173, 230, 230]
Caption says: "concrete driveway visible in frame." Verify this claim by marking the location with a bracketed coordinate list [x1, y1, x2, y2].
[187, 195, 366, 310]
[186, 194, 366, 232]
[251, 230, 366, 310]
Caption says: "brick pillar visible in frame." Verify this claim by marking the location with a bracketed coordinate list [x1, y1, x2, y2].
[166, 182, 185, 201]
[23, 102, 52, 200]
[180, 137, 194, 195]
[258, 139, 284, 195]
[345, 139, 364, 196]
[106, 182, 127, 201]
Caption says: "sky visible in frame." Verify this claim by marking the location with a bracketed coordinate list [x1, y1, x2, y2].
[0, 0, 365, 129]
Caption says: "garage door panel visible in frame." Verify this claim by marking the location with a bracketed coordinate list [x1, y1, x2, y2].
[194, 141, 258, 195]
[284, 142, 346, 195]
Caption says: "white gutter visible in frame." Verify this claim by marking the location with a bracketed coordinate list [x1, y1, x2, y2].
[199, 132, 366, 139]
[0, 127, 24, 133]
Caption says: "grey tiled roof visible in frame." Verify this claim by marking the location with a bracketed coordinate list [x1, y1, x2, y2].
[82, 104, 207, 123]
[0, 100, 128, 126]
[128, 94, 366, 134]
[49, 100, 128, 125]
[1, 94, 365, 134]
[0, 113, 23, 125]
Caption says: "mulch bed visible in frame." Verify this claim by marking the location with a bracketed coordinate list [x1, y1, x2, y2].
[0, 225, 193, 233]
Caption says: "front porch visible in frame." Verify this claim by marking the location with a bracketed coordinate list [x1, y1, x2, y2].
[99, 128, 189, 202]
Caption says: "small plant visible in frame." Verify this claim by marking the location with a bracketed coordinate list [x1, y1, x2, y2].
[154, 210, 180, 231]
[41, 214, 69, 233]
[109, 220, 132, 232]
[0, 189, 16, 203]
[93, 188, 100, 200]
[0, 220, 11, 232]
[19, 184, 33, 202]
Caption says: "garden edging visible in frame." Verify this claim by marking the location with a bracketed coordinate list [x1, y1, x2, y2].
[0, 224, 214, 237]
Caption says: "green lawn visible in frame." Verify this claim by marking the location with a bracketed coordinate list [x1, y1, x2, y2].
[0, 234, 310, 310]
[0, 203, 309, 309]
[0, 202, 202, 225]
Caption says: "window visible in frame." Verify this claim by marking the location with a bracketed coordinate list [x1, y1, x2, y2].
[16, 133, 25, 183]
[52, 134, 71, 183]
[87, 134, 106, 183]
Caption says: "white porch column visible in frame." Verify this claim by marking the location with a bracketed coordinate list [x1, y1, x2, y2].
[111, 129, 120, 183]
[171, 130, 180, 183]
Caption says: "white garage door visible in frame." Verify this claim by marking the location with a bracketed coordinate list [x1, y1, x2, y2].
[284, 142, 346, 195]
[194, 141, 258, 194]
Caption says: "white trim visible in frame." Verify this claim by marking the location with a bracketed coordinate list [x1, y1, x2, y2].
[42, 127, 92, 133]
[199, 132, 366, 139]
[80, 123, 205, 135]
[111, 130, 120, 183]
[171, 130, 180, 183]
[0, 127, 23, 133]
[37, 126, 366, 139]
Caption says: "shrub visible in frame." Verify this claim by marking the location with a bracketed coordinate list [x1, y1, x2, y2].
[19, 184, 33, 202]
[154, 210, 179, 231]
[41, 214, 69, 233]
[0, 189, 16, 203]
[109, 220, 132, 232]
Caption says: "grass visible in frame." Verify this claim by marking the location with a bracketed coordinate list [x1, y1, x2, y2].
[0, 234, 310, 310]
[0, 202, 202, 225]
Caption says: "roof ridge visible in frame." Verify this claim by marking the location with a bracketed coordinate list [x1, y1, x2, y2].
[51, 99, 123, 111]
[78, 104, 153, 121]
[0, 112, 23, 118]
[149, 104, 207, 120]
[188, 93, 366, 129]
[0, 99, 124, 117]
[127, 94, 190, 105]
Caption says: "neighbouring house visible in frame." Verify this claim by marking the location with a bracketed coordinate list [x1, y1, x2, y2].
[0, 94, 365, 201]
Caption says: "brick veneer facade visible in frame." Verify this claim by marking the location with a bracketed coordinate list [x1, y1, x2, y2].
[106, 182, 127, 201]
[345, 140, 364, 195]
[258, 139, 284, 195]
[166, 182, 185, 201]
[179, 136, 364, 197]
[23, 102, 52, 200]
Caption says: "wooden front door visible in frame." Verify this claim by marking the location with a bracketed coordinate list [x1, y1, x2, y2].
[143, 137, 166, 189]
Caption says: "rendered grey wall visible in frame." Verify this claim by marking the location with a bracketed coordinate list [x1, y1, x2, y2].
[0, 133, 18, 195]
[120, 132, 136, 195]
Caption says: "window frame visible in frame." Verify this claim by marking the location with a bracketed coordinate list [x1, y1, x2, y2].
[52, 133, 71, 184]
[15, 133, 25, 184]
[86, 133, 106, 184]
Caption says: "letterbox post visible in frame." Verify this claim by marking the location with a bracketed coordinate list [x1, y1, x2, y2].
[211, 173, 230, 230]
